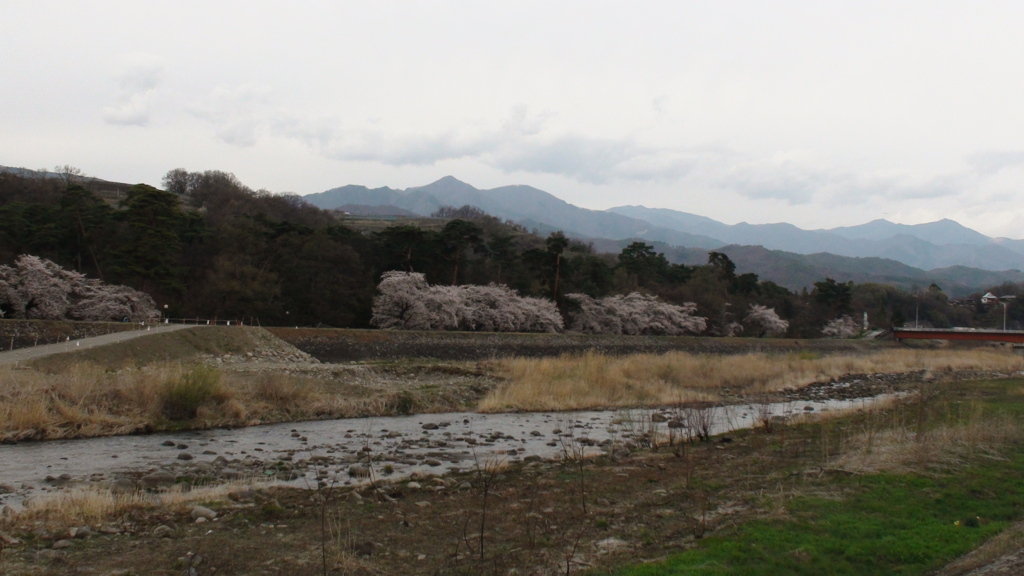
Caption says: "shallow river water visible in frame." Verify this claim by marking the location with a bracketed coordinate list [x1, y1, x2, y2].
[0, 394, 894, 509]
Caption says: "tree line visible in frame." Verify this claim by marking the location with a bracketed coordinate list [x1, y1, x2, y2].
[1, 167, 1021, 335]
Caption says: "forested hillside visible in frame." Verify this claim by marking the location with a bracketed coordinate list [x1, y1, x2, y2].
[1, 168, 1021, 336]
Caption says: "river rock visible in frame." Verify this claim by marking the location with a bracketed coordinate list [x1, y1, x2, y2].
[177, 452, 194, 461]
[36, 549, 63, 561]
[140, 471, 176, 489]
[152, 525, 174, 538]
[421, 423, 438, 430]
[161, 440, 176, 447]
[191, 506, 217, 521]
[0, 483, 15, 494]
[348, 465, 371, 478]
[595, 537, 629, 553]
[71, 526, 95, 539]
[52, 539, 73, 549]
[110, 478, 137, 494]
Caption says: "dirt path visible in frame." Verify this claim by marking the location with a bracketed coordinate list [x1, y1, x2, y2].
[0, 324, 200, 366]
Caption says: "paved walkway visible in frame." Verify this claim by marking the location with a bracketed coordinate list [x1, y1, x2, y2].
[0, 324, 200, 366]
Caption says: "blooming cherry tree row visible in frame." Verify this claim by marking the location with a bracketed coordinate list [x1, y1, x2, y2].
[0, 255, 158, 322]
[564, 292, 707, 335]
[371, 271, 563, 332]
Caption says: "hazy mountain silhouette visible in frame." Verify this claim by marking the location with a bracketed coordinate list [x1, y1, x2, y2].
[304, 176, 1024, 284]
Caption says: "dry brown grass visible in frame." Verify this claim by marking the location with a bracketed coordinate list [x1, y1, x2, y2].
[1, 481, 260, 532]
[478, 348, 1024, 412]
[832, 400, 1022, 474]
[0, 362, 424, 442]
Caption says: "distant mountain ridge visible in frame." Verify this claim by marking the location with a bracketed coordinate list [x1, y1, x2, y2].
[306, 176, 726, 249]
[304, 176, 1023, 275]
[608, 206, 1024, 269]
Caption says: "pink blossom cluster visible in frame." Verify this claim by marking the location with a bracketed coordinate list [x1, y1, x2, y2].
[744, 304, 790, 337]
[822, 315, 859, 338]
[564, 292, 706, 335]
[371, 271, 563, 333]
[0, 255, 158, 322]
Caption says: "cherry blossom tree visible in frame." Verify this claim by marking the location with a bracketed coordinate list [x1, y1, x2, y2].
[744, 304, 789, 337]
[564, 292, 706, 335]
[371, 271, 562, 333]
[822, 315, 859, 338]
[720, 321, 745, 337]
[0, 255, 158, 321]
[369, 271, 432, 329]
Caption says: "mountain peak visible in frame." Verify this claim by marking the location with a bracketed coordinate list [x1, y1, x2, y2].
[407, 176, 479, 196]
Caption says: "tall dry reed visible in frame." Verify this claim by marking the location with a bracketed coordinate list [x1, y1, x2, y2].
[832, 401, 1021, 474]
[0, 362, 421, 441]
[478, 348, 1024, 412]
[2, 481, 259, 531]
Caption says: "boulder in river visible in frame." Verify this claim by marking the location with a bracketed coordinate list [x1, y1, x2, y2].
[140, 471, 176, 489]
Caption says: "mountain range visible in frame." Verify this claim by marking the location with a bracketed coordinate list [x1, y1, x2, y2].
[304, 176, 1024, 296]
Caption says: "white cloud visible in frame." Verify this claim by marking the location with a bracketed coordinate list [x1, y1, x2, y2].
[188, 84, 276, 147]
[102, 53, 162, 126]
[966, 150, 1024, 176]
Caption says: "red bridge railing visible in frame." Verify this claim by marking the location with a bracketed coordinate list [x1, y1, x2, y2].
[893, 327, 1024, 344]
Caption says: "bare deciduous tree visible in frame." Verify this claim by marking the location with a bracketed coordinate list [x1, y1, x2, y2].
[53, 164, 85, 188]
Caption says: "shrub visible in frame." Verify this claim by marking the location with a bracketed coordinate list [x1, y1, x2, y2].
[161, 365, 224, 420]
[388, 390, 417, 415]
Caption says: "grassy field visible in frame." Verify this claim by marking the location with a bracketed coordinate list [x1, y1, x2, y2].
[479, 348, 1024, 411]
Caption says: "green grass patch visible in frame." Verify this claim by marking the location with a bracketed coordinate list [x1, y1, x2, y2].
[614, 465, 1024, 576]
[609, 380, 1024, 576]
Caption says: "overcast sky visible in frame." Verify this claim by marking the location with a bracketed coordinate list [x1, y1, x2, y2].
[3, 1, 1024, 237]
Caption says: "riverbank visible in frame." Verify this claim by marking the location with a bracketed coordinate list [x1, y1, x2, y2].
[4, 336, 1020, 444]
[3, 325, 1022, 443]
[2, 376, 1022, 575]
